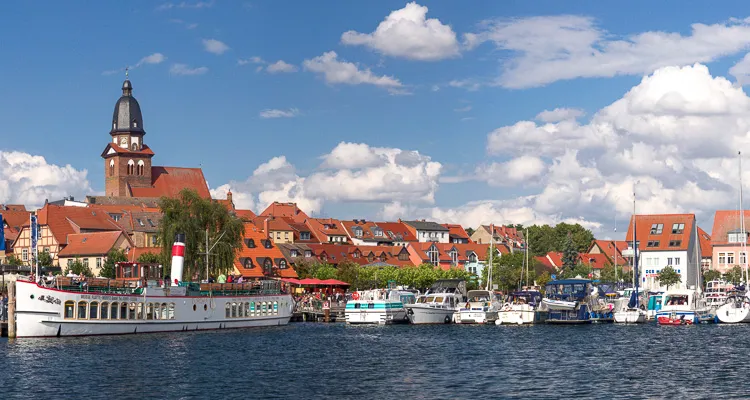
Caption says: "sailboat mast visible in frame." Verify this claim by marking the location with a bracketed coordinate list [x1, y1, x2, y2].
[526, 228, 530, 288]
[486, 225, 493, 292]
[633, 186, 639, 306]
[740, 151, 748, 283]
[694, 219, 700, 290]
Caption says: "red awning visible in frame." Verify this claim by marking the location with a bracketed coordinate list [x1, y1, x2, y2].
[319, 279, 350, 286]
[281, 278, 301, 285]
[297, 278, 322, 285]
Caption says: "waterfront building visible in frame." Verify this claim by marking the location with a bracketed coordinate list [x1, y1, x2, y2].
[470, 225, 525, 251]
[341, 220, 393, 246]
[401, 219, 450, 243]
[625, 214, 702, 291]
[306, 218, 349, 244]
[1, 205, 31, 263]
[57, 231, 132, 276]
[406, 242, 494, 272]
[710, 210, 750, 274]
[235, 222, 297, 279]
[372, 221, 417, 246]
[442, 224, 473, 244]
[255, 216, 296, 244]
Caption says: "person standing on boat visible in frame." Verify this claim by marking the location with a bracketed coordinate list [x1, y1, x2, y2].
[217, 273, 227, 284]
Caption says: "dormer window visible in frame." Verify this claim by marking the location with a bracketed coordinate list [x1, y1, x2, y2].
[650, 223, 663, 235]
[450, 250, 458, 266]
[305, 250, 312, 258]
[244, 258, 253, 269]
[671, 223, 685, 234]
[373, 228, 383, 237]
[728, 230, 748, 244]
[290, 249, 298, 258]
[353, 251, 360, 258]
[668, 240, 682, 247]
[647, 240, 660, 248]
[428, 246, 439, 266]
[353, 227, 363, 238]
[263, 239, 273, 249]
[468, 253, 477, 263]
[279, 260, 287, 269]
[398, 251, 409, 261]
[245, 239, 256, 248]
[137, 219, 145, 227]
[300, 232, 311, 240]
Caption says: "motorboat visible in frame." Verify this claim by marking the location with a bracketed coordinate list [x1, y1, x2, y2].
[656, 288, 717, 325]
[405, 279, 467, 324]
[496, 290, 545, 325]
[455, 290, 502, 324]
[345, 287, 417, 325]
[541, 279, 595, 324]
[716, 290, 750, 323]
[704, 280, 732, 311]
[646, 291, 664, 320]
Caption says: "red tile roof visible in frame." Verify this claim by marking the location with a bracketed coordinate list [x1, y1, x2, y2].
[280, 217, 317, 243]
[2, 209, 32, 240]
[254, 216, 295, 232]
[625, 214, 695, 252]
[259, 202, 309, 223]
[306, 218, 348, 243]
[588, 240, 629, 265]
[127, 247, 161, 262]
[234, 209, 257, 221]
[58, 231, 129, 257]
[374, 221, 418, 242]
[710, 210, 750, 247]
[2, 205, 27, 211]
[535, 256, 555, 269]
[408, 243, 498, 270]
[235, 223, 297, 278]
[579, 253, 610, 270]
[341, 220, 381, 241]
[443, 224, 473, 243]
[129, 166, 210, 198]
[697, 227, 711, 258]
[36, 205, 122, 245]
[101, 143, 156, 157]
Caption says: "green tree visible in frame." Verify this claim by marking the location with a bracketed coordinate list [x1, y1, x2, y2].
[483, 251, 525, 293]
[66, 259, 92, 276]
[559, 263, 592, 280]
[137, 252, 163, 264]
[335, 260, 360, 286]
[6, 254, 22, 266]
[536, 271, 552, 288]
[35, 250, 53, 267]
[703, 270, 722, 287]
[526, 223, 594, 256]
[100, 249, 128, 278]
[465, 227, 475, 236]
[158, 189, 244, 279]
[561, 233, 579, 271]
[600, 264, 631, 283]
[312, 264, 337, 280]
[657, 266, 682, 289]
[725, 266, 743, 284]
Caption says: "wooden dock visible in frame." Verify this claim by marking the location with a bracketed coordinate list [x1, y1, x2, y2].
[291, 304, 346, 323]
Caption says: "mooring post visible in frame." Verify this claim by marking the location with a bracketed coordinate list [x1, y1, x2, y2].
[8, 281, 16, 339]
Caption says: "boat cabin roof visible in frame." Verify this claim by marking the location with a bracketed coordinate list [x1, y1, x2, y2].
[547, 279, 593, 285]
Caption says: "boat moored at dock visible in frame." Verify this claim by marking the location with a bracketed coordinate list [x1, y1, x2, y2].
[542, 279, 595, 324]
[345, 287, 416, 325]
[405, 279, 467, 324]
[456, 290, 501, 324]
[496, 290, 545, 325]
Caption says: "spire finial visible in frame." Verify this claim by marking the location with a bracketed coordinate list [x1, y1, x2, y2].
[125, 66, 129, 79]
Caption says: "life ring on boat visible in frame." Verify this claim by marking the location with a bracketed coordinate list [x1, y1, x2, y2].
[351, 292, 360, 300]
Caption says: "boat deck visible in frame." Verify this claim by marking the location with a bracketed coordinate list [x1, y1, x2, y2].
[44, 277, 283, 297]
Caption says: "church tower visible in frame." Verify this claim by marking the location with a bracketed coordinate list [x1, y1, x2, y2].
[102, 77, 155, 197]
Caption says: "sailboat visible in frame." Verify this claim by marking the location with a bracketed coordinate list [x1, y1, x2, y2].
[457, 224, 501, 324]
[496, 227, 545, 325]
[614, 188, 647, 324]
[718, 151, 750, 323]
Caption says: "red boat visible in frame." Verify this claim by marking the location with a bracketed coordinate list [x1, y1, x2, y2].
[657, 315, 693, 325]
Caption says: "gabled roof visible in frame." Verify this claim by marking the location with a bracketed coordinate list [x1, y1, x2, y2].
[254, 216, 295, 232]
[443, 224, 473, 242]
[259, 202, 309, 223]
[374, 221, 418, 242]
[37, 204, 122, 245]
[129, 166, 211, 199]
[341, 220, 386, 242]
[101, 143, 155, 158]
[697, 227, 711, 258]
[588, 240, 629, 265]
[410, 243, 498, 264]
[578, 253, 610, 270]
[625, 214, 694, 251]
[1, 209, 32, 235]
[711, 210, 750, 246]
[57, 231, 129, 257]
[234, 209, 257, 221]
[306, 218, 348, 242]
[1, 204, 26, 212]
[127, 247, 161, 262]
[235, 222, 296, 278]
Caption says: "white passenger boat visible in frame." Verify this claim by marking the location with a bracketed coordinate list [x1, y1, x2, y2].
[345, 287, 416, 325]
[405, 280, 467, 324]
[496, 290, 545, 325]
[456, 290, 501, 324]
[11, 234, 293, 338]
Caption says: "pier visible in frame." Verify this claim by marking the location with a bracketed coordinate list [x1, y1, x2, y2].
[292, 302, 346, 323]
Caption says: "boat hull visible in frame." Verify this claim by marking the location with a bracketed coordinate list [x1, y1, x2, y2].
[613, 310, 647, 324]
[345, 301, 408, 325]
[716, 303, 750, 324]
[13, 280, 293, 338]
[456, 310, 498, 324]
[546, 305, 591, 324]
[542, 299, 577, 311]
[655, 310, 717, 325]
[405, 305, 456, 324]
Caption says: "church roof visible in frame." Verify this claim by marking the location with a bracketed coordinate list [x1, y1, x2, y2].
[101, 142, 155, 158]
[111, 79, 145, 135]
[129, 166, 210, 199]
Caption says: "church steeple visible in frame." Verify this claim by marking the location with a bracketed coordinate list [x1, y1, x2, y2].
[111, 76, 144, 135]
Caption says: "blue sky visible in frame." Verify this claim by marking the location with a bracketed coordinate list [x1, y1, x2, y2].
[3, 1, 750, 236]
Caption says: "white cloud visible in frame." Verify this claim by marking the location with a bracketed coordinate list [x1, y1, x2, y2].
[238, 56, 265, 66]
[466, 15, 750, 88]
[730, 53, 750, 86]
[479, 156, 547, 187]
[303, 51, 403, 91]
[259, 108, 299, 119]
[454, 105, 472, 112]
[169, 63, 208, 76]
[266, 60, 298, 73]
[136, 53, 167, 67]
[0, 151, 93, 209]
[448, 79, 481, 91]
[535, 107, 584, 123]
[156, 1, 213, 11]
[202, 38, 230, 55]
[341, 2, 459, 61]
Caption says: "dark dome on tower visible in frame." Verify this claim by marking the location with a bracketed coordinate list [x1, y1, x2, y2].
[111, 79, 145, 134]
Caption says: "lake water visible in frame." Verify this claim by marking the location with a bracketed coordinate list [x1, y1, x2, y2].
[1, 323, 748, 399]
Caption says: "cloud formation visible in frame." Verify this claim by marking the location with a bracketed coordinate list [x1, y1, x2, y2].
[169, 63, 208, 75]
[259, 108, 299, 119]
[341, 2, 460, 61]
[303, 51, 403, 92]
[266, 60, 298, 73]
[202, 38, 230, 55]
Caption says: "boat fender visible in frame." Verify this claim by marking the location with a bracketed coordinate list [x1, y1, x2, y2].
[444, 315, 451, 324]
[407, 308, 414, 315]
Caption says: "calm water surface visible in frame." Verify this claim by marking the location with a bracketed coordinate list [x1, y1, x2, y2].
[1, 323, 748, 399]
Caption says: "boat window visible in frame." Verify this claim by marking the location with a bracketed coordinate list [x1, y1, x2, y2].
[120, 303, 128, 320]
[425, 296, 435, 303]
[64, 301, 75, 319]
[273, 301, 279, 315]
[161, 303, 168, 319]
[153, 303, 160, 320]
[128, 303, 136, 320]
[434, 296, 444, 304]
[244, 302, 250, 317]
[251, 302, 256, 316]
[262, 302, 267, 315]
[226, 303, 231, 318]
[77, 301, 88, 319]
[168, 303, 175, 319]
[573, 284, 584, 293]
[147, 303, 154, 320]
[233, 302, 239, 318]
[89, 302, 99, 319]
[101, 302, 109, 319]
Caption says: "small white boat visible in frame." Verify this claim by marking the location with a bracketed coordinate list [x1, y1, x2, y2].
[614, 308, 647, 324]
[405, 280, 467, 324]
[345, 288, 416, 325]
[541, 298, 577, 311]
[456, 290, 501, 324]
[716, 291, 750, 323]
[496, 290, 544, 325]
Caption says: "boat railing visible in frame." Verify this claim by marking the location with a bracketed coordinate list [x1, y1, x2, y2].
[46, 277, 283, 296]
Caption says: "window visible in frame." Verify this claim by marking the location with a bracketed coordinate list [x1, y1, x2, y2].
[64, 301, 75, 319]
[650, 224, 663, 234]
[263, 240, 273, 249]
[161, 303, 168, 320]
[109, 160, 115, 176]
[300, 232, 311, 240]
[147, 219, 155, 227]
[728, 231, 748, 243]
[719, 252, 727, 264]
[668, 240, 682, 247]
[399, 252, 409, 261]
[137, 219, 145, 227]
[127, 160, 134, 175]
[121, 303, 128, 320]
[671, 223, 685, 234]
[742, 252, 747, 265]
[675, 257, 681, 266]
[90, 302, 99, 319]
[290, 249, 298, 258]
[147, 303, 154, 320]
[263, 258, 273, 274]
[374, 228, 383, 237]
[469, 253, 478, 263]
[132, 143, 138, 151]
[77, 301, 88, 319]
[244, 258, 253, 269]
[276, 232, 281, 240]
[284, 232, 289, 240]
[110, 302, 118, 319]
[304, 250, 312, 258]
[22, 249, 28, 261]
[110, 213, 122, 222]
[151, 236, 158, 246]
[279, 260, 287, 269]
[728, 252, 736, 265]
[83, 258, 89, 269]
[353, 227, 363, 238]
[136, 161, 144, 176]
[245, 239, 256, 248]
[101, 302, 109, 319]
[168, 303, 175, 319]
[450, 250, 458, 266]
[667, 258, 673, 266]
[96, 258, 102, 270]
[428, 246, 439, 266]
[646, 241, 660, 248]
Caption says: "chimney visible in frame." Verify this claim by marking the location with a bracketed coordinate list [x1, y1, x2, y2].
[264, 217, 270, 235]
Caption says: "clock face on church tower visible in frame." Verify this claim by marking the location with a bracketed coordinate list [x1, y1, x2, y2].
[120, 137, 128, 148]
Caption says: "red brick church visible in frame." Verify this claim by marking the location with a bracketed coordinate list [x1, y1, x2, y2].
[92, 78, 210, 202]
